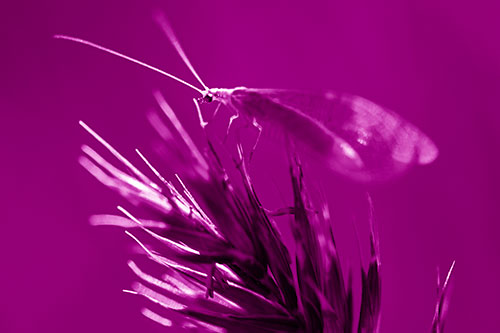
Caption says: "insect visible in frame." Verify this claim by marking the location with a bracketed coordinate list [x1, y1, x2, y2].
[55, 14, 438, 183]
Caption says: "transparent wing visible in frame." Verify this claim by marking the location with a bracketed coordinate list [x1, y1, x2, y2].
[250, 89, 438, 182]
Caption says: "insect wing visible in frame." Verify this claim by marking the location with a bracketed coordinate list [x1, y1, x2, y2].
[254, 89, 438, 181]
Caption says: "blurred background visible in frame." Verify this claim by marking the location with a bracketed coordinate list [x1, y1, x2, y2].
[2, 0, 499, 332]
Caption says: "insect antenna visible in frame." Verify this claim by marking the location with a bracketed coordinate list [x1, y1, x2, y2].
[153, 12, 210, 92]
[53, 34, 204, 95]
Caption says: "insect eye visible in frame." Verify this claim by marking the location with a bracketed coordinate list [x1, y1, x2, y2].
[203, 94, 214, 103]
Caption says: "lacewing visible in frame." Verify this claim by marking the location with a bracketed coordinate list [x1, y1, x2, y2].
[55, 15, 438, 183]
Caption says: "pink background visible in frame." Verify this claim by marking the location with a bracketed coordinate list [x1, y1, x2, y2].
[3, 0, 499, 332]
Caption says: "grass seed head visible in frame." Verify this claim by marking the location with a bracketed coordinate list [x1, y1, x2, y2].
[81, 92, 452, 332]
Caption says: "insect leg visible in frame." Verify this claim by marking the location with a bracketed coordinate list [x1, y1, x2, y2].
[224, 113, 240, 143]
[211, 102, 222, 121]
[193, 98, 208, 129]
[193, 99, 223, 131]
[249, 118, 263, 161]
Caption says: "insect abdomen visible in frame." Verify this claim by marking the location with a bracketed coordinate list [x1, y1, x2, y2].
[229, 89, 365, 174]
[229, 89, 333, 155]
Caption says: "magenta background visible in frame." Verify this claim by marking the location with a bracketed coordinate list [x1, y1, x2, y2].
[2, 0, 499, 332]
